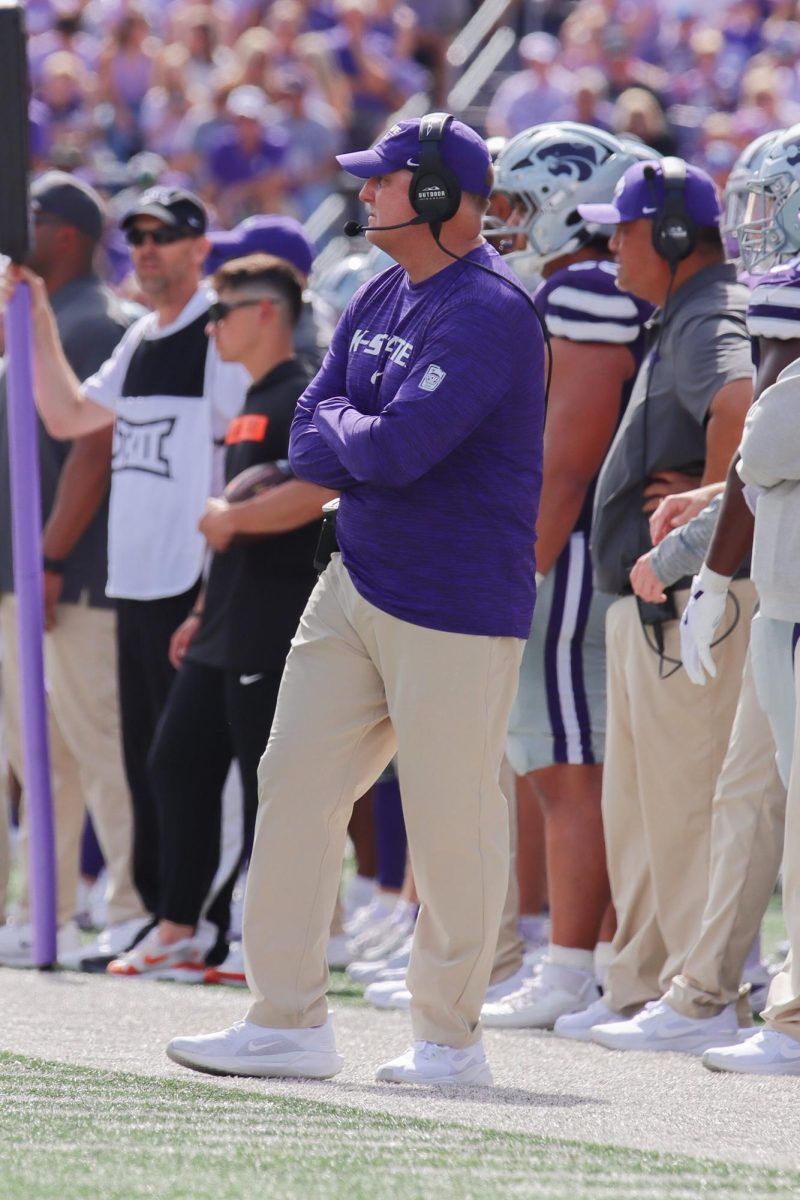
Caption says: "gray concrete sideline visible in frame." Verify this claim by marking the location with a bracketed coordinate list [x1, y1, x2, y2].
[2, 968, 798, 1169]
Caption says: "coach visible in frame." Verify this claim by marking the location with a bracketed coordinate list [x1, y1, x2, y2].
[554, 160, 754, 1042]
[167, 114, 546, 1087]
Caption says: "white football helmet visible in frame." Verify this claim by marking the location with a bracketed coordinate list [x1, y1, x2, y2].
[488, 122, 660, 272]
[737, 124, 800, 273]
[722, 130, 780, 261]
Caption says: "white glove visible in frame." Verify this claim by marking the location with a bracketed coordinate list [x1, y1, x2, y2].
[679, 564, 731, 685]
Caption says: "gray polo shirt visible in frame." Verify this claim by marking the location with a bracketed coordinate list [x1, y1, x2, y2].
[0, 274, 131, 606]
[591, 262, 751, 596]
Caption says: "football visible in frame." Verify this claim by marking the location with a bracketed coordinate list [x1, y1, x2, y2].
[223, 460, 293, 504]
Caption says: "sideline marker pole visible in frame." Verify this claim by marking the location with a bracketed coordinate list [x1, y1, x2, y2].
[2, 0, 57, 968]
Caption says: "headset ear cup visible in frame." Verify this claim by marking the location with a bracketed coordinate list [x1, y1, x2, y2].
[409, 161, 462, 224]
[651, 212, 696, 265]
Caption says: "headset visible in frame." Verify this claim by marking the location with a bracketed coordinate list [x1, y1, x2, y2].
[408, 112, 462, 233]
[647, 157, 697, 269]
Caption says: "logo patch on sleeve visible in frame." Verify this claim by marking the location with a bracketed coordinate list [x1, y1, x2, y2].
[419, 364, 446, 392]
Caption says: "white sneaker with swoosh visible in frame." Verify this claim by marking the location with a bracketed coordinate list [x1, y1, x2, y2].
[591, 999, 742, 1055]
[166, 1017, 344, 1078]
[375, 1039, 493, 1086]
[702, 1028, 800, 1075]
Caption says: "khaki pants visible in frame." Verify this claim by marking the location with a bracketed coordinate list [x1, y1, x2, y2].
[491, 757, 525, 984]
[0, 594, 144, 928]
[764, 630, 800, 1040]
[602, 584, 754, 1014]
[665, 645, 785, 1018]
[243, 556, 524, 1047]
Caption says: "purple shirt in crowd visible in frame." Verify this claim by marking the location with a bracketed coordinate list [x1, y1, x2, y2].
[289, 242, 545, 639]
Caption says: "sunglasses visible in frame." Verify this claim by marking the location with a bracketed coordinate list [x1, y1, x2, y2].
[207, 298, 270, 323]
[125, 225, 193, 247]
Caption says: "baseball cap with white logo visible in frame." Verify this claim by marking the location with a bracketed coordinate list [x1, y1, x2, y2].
[577, 159, 722, 227]
[336, 117, 492, 198]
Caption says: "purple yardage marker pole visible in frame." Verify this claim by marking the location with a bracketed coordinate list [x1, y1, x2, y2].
[5, 285, 57, 968]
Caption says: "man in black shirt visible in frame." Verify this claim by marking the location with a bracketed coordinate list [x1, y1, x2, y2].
[107, 254, 336, 980]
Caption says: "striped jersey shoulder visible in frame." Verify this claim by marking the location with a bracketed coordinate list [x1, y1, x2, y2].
[746, 259, 800, 341]
[534, 260, 653, 345]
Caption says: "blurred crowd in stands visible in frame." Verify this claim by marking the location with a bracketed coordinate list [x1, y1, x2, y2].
[23, 0, 800, 246]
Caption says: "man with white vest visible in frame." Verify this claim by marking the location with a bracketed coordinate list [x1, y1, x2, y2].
[6, 187, 248, 944]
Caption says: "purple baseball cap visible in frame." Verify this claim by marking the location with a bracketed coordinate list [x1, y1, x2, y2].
[206, 215, 316, 278]
[577, 159, 722, 227]
[336, 117, 492, 198]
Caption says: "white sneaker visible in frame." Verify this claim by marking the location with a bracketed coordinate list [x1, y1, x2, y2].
[0, 919, 81, 968]
[484, 962, 530, 1004]
[591, 1000, 742, 1055]
[107, 926, 209, 982]
[365, 978, 411, 1010]
[553, 997, 627, 1042]
[347, 900, 414, 959]
[355, 906, 416, 963]
[376, 1039, 492, 1086]
[204, 941, 247, 987]
[482, 959, 600, 1029]
[703, 1028, 800, 1075]
[167, 1016, 343, 1079]
[346, 933, 413, 985]
[343, 893, 398, 938]
[326, 934, 353, 969]
[342, 873, 376, 923]
[60, 916, 152, 970]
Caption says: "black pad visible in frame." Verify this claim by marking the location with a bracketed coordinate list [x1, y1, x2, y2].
[0, 4, 31, 264]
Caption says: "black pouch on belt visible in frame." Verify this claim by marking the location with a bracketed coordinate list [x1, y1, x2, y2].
[314, 498, 340, 573]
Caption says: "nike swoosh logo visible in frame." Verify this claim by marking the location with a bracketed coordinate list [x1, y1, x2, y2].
[370, 370, 384, 385]
[642, 206, 657, 214]
[143, 953, 168, 966]
[239, 673, 264, 686]
[406, 158, 419, 168]
[244, 1038, 295, 1056]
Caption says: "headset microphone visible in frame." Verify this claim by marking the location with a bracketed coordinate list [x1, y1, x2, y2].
[343, 216, 429, 236]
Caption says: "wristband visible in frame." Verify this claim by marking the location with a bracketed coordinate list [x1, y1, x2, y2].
[697, 563, 732, 594]
[43, 556, 66, 575]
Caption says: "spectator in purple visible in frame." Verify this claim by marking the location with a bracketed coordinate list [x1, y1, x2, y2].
[323, 0, 408, 149]
[203, 85, 289, 224]
[485, 33, 574, 140]
[271, 68, 343, 221]
[97, 9, 156, 159]
[28, 4, 100, 89]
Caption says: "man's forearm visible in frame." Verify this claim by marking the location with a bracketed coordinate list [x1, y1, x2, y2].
[32, 306, 112, 439]
[705, 454, 753, 576]
[41, 426, 113, 561]
[228, 481, 338, 536]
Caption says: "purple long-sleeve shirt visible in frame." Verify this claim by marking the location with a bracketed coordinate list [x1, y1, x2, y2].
[289, 242, 545, 637]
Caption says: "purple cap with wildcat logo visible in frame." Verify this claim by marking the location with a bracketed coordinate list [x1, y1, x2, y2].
[577, 159, 722, 226]
[337, 117, 492, 197]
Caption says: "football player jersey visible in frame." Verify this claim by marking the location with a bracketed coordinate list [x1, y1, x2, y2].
[745, 258, 800, 341]
[534, 259, 653, 352]
[534, 259, 653, 534]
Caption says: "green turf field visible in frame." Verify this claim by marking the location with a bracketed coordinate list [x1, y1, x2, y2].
[1, 1051, 798, 1200]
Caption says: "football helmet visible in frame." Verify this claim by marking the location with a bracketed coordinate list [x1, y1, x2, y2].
[737, 124, 800, 273]
[722, 130, 780, 261]
[488, 122, 661, 272]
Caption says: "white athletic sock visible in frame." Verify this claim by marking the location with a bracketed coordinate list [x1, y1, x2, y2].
[547, 943, 595, 972]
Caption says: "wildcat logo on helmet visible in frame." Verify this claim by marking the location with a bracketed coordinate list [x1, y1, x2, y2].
[419, 364, 446, 392]
[515, 141, 602, 182]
